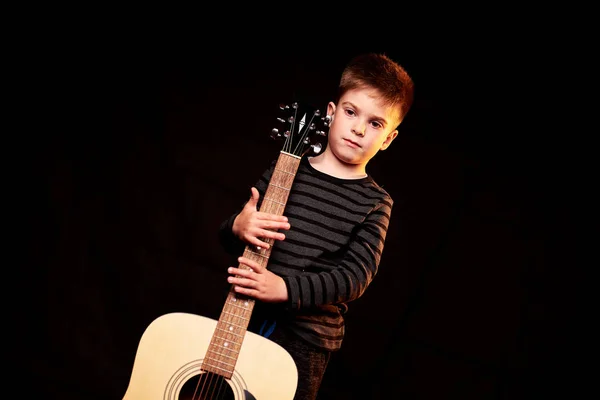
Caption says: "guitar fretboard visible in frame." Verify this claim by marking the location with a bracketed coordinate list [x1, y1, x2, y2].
[201, 151, 301, 379]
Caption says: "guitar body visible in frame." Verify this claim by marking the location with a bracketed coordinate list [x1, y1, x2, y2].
[122, 312, 297, 400]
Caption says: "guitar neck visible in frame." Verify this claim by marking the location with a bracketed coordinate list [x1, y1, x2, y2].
[201, 151, 302, 379]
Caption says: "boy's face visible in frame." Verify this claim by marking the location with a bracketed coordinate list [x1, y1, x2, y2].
[325, 87, 400, 168]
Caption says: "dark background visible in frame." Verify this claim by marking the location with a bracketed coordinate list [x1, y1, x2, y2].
[14, 28, 587, 399]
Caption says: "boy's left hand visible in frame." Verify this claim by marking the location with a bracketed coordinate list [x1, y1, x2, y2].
[227, 256, 288, 303]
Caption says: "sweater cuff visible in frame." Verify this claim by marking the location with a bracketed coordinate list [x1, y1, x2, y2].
[218, 213, 245, 255]
[282, 276, 301, 310]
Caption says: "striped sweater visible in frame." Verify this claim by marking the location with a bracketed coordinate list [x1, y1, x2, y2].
[218, 155, 393, 351]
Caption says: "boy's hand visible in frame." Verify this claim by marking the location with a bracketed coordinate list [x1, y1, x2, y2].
[232, 187, 290, 249]
[228, 256, 288, 303]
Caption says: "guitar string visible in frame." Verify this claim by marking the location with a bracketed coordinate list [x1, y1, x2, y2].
[195, 369, 229, 400]
[195, 150, 301, 399]
[197, 173, 288, 399]
[284, 103, 299, 154]
[292, 112, 318, 156]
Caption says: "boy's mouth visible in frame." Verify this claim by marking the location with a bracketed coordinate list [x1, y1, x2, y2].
[344, 139, 361, 148]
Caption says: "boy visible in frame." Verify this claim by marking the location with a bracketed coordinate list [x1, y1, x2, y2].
[218, 52, 414, 399]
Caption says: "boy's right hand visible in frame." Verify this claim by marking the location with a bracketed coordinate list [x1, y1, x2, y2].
[232, 187, 290, 250]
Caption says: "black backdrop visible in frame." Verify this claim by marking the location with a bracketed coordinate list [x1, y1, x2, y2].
[14, 32, 586, 399]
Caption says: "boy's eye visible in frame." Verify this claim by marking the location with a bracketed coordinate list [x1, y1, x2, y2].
[343, 108, 383, 128]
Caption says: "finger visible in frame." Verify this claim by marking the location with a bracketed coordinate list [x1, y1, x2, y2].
[228, 276, 257, 289]
[260, 220, 291, 231]
[228, 275, 245, 285]
[248, 187, 260, 207]
[257, 213, 289, 223]
[229, 266, 257, 279]
[261, 229, 286, 241]
[233, 285, 256, 297]
[228, 267, 251, 278]
[250, 237, 272, 249]
[238, 256, 262, 272]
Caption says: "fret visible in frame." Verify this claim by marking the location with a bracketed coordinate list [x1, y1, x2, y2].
[264, 197, 286, 206]
[207, 340, 241, 354]
[269, 173, 296, 190]
[247, 240, 273, 251]
[217, 313, 247, 328]
[222, 310, 250, 321]
[205, 352, 239, 369]
[248, 251, 269, 259]
[207, 364, 237, 373]
[226, 301, 252, 312]
[216, 319, 247, 333]
[205, 350, 239, 363]
[274, 167, 295, 176]
[224, 305, 250, 315]
[208, 350, 241, 361]
[229, 294, 254, 302]
[215, 326, 245, 338]
[207, 348, 240, 361]
[209, 342, 241, 352]
[268, 182, 291, 191]
[207, 339, 241, 353]
[208, 344, 241, 356]
[203, 358, 236, 370]
[228, 293, 257, 308]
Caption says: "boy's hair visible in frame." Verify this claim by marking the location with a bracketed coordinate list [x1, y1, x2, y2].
[338, 53, 414, 126]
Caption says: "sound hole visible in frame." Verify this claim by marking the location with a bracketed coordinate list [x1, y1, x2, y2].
[178, 372, 235, 400]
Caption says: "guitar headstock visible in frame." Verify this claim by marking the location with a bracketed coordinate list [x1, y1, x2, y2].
[270, 101, 330, 157]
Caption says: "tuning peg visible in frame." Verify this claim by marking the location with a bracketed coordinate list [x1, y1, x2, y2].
[277, 117, 285, 124]
[315, 130, 327, 136]
[311, 142, 323, 154]
[270, 128, 281, 139]
[322, 114, 332, 127]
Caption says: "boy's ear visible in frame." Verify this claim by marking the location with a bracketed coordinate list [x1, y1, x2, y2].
[326, 102, 336, 121]
[380, 129, 398, 151]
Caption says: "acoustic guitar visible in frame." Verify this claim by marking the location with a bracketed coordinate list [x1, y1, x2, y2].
[122, 102, 330, 400]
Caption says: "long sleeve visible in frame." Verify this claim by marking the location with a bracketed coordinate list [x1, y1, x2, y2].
[217, 159, 277, 256]
[281, 197, 392, 311]
[217, 212, 245, 256]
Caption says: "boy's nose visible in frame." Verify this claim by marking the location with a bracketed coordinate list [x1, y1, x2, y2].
[352, 122, 366, 136]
